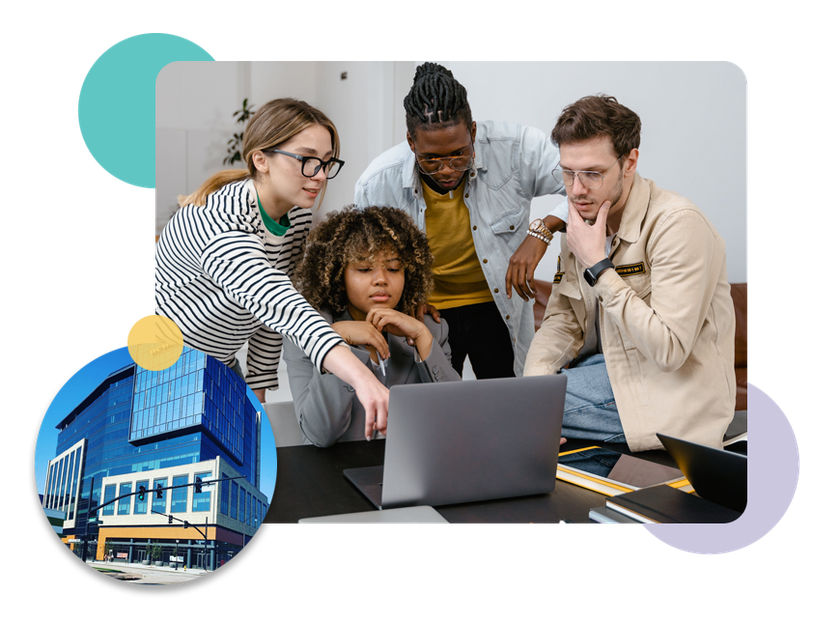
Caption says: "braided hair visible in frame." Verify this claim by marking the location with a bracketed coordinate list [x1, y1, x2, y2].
[404, 62, 473, 137]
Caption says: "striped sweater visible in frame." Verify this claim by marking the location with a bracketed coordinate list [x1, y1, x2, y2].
[155, 179, 344, 390]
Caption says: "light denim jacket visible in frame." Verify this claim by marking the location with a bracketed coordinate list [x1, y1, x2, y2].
[354, 120, 568, 375]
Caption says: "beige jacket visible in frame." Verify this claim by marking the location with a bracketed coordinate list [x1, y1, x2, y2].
[524, 174, 736, 451]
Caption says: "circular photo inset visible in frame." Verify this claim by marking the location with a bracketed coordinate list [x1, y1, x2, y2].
[34, 346, 276, 584]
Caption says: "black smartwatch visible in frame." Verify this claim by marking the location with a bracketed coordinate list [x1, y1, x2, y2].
[583, 258, 615, 287]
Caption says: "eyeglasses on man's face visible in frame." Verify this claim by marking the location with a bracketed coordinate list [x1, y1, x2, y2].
[267, 149, 345, 179]
[551, 156, 622, 190]
[415, 148, 474, 174]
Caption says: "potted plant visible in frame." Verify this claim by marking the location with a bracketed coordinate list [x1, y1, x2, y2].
[150, 542, 163, 567]
[170, 542, 180, 568]
[223, 99, 255, 166]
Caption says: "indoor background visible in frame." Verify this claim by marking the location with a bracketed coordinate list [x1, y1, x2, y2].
[155, 61, 746, 397]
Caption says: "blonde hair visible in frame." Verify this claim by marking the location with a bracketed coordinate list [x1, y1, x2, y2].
[178, 98, 341, 208]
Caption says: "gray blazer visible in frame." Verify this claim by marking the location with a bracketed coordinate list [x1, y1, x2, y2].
[283, 309, 461, 447]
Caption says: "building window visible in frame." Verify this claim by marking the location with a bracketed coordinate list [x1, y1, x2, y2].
[134, 480, 148, 515]
[171, 475, 188, 513]
[118, 483, 132, 515]
[239, 487, 245, 522]
[230, 482, 239, 521]
[70, 450, 81, 512]
[152, 478, 167, 515]
[192, 471, 212, 512]
[102, 484, 116, 516]
[220, 474, 229, 516]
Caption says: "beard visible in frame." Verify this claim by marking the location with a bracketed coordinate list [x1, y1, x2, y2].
[571, 173, 625, 224]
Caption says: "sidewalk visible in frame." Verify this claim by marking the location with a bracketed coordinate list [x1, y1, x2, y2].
[85, 560, 211, 583]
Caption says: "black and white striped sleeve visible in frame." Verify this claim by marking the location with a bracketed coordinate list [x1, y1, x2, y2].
[200, 230, 345, 375]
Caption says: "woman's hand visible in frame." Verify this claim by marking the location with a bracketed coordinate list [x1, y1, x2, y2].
[367, 308, 434, 361]
[331, 320, 390, 362]
[323, 346, 390, 439]
[354, 374, 391, 439]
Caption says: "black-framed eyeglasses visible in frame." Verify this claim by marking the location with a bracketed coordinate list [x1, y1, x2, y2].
[267, 149, 345, 179]
[551, 156, 622, 190]
[415, 147, 474, 174]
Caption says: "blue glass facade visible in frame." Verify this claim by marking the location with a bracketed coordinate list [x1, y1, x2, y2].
[48, 347, 261, 535]
[129, 349, 257, 483]
[54, 365, 134, 529]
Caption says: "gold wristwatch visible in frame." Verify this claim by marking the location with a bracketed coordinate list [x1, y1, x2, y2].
[528, 218, 554, 244]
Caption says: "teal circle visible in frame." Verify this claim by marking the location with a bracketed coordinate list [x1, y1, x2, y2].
[78, 34, 214, 188]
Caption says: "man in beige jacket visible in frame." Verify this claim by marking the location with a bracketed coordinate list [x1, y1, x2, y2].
[524, 95, 736, 452]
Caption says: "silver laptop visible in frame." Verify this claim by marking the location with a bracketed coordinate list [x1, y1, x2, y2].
[344, 374, 567, 509]
[299, 506, 449, 523]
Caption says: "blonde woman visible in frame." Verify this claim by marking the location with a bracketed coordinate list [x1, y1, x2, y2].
[156, 98, 389, 431]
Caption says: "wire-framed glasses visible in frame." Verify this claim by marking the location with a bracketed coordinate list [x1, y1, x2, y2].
[551, 156, 622, 190]
[267, 149, 345, 179]
[415, 149, 474, 174]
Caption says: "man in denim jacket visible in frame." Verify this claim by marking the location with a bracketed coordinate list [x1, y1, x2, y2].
[354, 63, 568, 378]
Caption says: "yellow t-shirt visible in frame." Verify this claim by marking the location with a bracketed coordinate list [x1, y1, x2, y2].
[422, 180, 494, 309]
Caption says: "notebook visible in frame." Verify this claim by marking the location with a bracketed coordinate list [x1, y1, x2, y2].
[344, 374, 567, 509]
[656, 433, 747, 513]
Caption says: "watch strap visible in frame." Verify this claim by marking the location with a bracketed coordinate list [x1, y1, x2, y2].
[529, 218, 554, 242]
[584, 258, 615, 286]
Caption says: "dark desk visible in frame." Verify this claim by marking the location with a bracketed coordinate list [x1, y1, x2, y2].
[265, 438, 680, 524]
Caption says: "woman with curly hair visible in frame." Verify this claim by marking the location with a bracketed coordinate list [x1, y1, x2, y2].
[284, 206, 461, 446]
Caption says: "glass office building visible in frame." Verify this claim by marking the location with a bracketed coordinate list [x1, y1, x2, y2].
[41, 347, 268, 570]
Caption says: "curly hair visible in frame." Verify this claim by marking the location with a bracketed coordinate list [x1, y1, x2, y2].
[296, 206, 435, 315]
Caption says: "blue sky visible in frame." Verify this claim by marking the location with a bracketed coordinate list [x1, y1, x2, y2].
[34, 347, 276, 502]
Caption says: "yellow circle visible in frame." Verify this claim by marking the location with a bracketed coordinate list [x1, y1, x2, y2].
[127, 315, 184, 371]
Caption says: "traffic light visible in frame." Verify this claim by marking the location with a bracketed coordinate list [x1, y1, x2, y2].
[168, 515, 173, 524]
[156, 483, 163, 499]
[194, 476, 202, 494]
[184, 521, 190, 530]
[138, 485, 146, 502]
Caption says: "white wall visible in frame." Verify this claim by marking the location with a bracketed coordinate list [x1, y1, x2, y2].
[446, 61, 747, 283]
[155, 61, 405, 233]
[156, 61, 746, 282]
